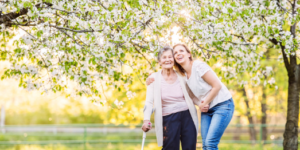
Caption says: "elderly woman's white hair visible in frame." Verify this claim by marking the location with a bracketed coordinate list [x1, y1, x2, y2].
[157, 46, 173, 61]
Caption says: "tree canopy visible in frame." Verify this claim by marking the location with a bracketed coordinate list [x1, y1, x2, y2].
[0, 0, 299, 149]
[0, 0, 297, 99]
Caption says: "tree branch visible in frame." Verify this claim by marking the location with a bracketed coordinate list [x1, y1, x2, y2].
[56, 28, 95, 56]
[276, 0, 292, 14]
[287, 0, 293, 5]
[6, 22, 37, 27]
[0, 2, 52, 25]
[231, 34, 248, 42]
[19, 26, 38, 40]
[97, 1, 108, 10]
[175, 22, 212, 58]
[131, 42, 152, 67]
[0, 1, 8, 4]
[279, 42, 291, 74]
[49, 25, 103, 33]
[40, 7, 80, 14]
[222, 40, 258, 46]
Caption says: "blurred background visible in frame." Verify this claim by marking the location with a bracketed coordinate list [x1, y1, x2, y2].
[1, 0, 300, 149]
[0, 57, 298, 150]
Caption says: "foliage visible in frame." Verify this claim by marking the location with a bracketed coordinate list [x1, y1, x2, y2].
[0, 0, 298, 104]
[0, 0, 299, 148]
[1, 0, 162, 105]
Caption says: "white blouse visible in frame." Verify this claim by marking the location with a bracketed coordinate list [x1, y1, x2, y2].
[185, 60, 232, 109]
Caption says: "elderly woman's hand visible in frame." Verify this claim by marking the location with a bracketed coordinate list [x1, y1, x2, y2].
[142, 120, 152, 132]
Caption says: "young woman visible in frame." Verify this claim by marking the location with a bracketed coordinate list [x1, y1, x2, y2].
[142, 46, 209, 150]
[147, 44, 234, 150]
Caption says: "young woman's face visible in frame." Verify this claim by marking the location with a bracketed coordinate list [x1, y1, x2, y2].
[173, 45, 191, 64]
[159, 50, 174, 69]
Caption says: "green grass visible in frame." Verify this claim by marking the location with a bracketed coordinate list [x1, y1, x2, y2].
[0, 132, 298, 150]
[0, 143, 289, 150]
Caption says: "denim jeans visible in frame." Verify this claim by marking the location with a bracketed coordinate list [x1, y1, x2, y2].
[201, 98, 234, 150]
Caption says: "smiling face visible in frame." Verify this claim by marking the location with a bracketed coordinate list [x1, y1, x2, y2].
[173, 45, 191, 64]
[159, 50, 174, 69]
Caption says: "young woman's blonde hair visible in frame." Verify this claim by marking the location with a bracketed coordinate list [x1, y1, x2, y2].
[173, 44, 193, 76]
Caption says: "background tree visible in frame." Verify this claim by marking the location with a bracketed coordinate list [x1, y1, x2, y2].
[0, 0, 162, 104]
[0, 0, 299, 149]
[172, 1, 299, 149]
[240, 86, 257, 141]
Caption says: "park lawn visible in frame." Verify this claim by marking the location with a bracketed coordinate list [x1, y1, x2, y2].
[0, 132, 298, 150]
[0, 143, 292, 150]
[1, 132, 294, 141]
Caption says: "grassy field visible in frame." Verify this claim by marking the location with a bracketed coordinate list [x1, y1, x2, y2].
[0, 143, 288, 150]
[0, 132, 297, 150]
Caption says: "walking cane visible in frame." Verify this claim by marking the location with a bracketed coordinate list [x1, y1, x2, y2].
[141, 131, 147, 150]
[141, 108, 154, 150]
[141, 122, 152, 150]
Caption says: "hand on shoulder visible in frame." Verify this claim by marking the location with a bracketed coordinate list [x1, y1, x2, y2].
[146, 72, 156, 86]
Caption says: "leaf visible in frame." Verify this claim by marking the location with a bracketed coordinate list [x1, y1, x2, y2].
[37, 30, 43, 38]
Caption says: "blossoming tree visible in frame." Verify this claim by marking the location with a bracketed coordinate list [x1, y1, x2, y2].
[0, 0, 298, 149]
[172, 1, 299, 149]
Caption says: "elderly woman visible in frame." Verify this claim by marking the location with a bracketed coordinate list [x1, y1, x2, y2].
[141, 46, 208, 150]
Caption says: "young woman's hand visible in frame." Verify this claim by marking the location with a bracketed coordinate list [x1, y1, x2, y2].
[146, 77, 155, 86]
[199, 101, 209, 112]
[142, 120, 152, 132]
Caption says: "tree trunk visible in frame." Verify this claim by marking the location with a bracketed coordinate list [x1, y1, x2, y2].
[270, 37, 299, 149]
[233, 116, 241, 140]
[241, 87, 257, 141]
[261, 86, 267, 141]
[283, 75, 299, 150]
[283, 2, 299, 148]
[0, 105, 5, 133]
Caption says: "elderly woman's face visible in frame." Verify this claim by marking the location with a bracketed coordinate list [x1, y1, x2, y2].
[159, 50, 174, 69]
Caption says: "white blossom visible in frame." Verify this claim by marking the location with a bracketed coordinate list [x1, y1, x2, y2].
[114, 99, 124, 108]
[268, 78, 276, 85]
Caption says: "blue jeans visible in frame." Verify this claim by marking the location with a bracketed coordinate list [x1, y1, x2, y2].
[201, 98, 234, 150]
[162, 110, 197, 150]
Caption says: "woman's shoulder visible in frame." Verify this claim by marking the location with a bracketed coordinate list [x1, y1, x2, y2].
[193, 59, 206, 64]
[193, 60, 210, 68]
[149, 73, 156, 79]
[149, 71, 161, 79]
[193, 60, 212, 77]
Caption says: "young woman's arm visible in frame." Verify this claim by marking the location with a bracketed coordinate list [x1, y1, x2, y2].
[198, 71, 222, 110]
[186, 83, 209, 112]
[146, 76, 155, 85]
